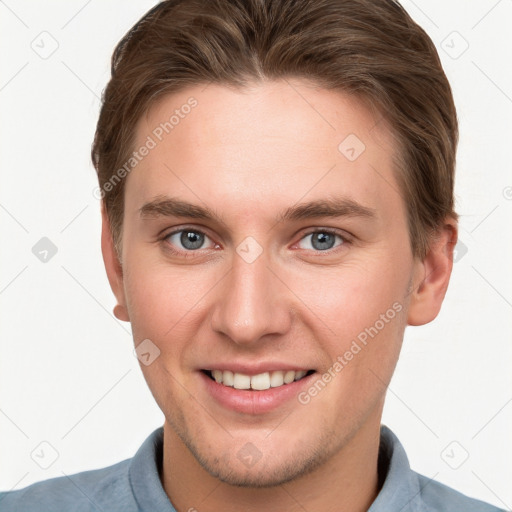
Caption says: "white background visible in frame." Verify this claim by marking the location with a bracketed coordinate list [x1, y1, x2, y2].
[0, 0, 511, 509]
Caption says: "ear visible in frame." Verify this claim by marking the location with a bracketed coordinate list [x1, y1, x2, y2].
[101, 203, 130, 322]
[407, 218, 458, 326]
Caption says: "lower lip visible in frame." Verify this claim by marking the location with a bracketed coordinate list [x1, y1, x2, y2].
[199, 371, 316, 415]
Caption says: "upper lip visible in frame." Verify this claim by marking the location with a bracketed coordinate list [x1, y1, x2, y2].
[201, 362, 313, 376]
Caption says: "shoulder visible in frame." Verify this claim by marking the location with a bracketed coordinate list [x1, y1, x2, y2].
[377, 426, 506, 512]
[0, 427, 165, 512]
[416, 472, 506, 512]
[0, 458, 138, 512]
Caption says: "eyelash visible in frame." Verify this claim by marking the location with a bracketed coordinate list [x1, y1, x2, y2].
[159, 226, 351, 258]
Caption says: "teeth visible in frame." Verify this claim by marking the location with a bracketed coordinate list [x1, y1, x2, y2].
[209, 369, 310, 390]
[269, 371, 284, 387]
[294, 370, 307, 381]
[283, 370, 295, 384]
[223, 370, 234, 386]
[233, 373, 251, 390]
[250, 372, 271, 390]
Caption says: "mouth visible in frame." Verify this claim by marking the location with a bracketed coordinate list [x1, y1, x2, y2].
[201, 369, 316, 391]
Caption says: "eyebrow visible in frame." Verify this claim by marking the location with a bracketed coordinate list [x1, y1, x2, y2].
[139, 196, 226, 223]
[139, 195, 376, 224]
[279, 197, 375, 222]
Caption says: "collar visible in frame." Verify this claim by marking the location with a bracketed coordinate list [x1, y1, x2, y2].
[369, 425, 426, 512]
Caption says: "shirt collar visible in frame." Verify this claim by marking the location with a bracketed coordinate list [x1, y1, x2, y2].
[129, 427, 177, 512]
[369, 424, 426, 512]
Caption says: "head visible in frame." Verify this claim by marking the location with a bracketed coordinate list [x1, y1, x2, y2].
[94, 0, 458, 487]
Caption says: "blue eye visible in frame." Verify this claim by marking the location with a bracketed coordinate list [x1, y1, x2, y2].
[161, 227, 347, 257]
[298, 231, 344, 251]
[166, 229, 212, 251]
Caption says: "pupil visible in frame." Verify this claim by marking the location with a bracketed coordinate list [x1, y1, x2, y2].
[181, 231, 204, 250]
[312, 232, 335, 251]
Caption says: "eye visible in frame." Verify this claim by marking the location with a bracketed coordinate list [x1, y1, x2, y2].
[164, 229, 215, 251]
[297, 230, 345, 251]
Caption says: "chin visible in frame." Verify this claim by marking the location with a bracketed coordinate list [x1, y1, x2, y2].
[198, 451, 328, 488]
[175, 420, 340, 488]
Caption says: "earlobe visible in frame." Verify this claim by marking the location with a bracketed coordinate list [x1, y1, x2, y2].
[113, 304, 129, 321]
[101, 203, 130, 322]
[407, 219, 458, 326]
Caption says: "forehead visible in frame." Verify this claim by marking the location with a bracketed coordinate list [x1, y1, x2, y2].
[126, 80, 403, 226]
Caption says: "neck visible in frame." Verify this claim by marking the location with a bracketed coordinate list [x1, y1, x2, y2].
[161, 415, 383, 512]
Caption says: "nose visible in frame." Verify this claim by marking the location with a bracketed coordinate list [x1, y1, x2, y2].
[210, 248, 292, 345]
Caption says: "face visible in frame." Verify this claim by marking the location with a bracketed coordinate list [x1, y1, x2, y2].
[106, 80, 430, 486]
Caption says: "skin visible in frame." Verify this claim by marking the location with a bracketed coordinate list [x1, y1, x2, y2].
[102, 79, 457, 512]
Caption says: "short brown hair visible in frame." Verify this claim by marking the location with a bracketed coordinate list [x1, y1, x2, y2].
[92, 0, 458, 259]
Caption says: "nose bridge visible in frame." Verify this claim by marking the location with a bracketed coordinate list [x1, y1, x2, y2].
[210, 248, 290, 344]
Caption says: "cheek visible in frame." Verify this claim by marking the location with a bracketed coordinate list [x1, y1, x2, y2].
[286, 252, 410, 346]
[122, 257, 216, 343]
[122, 261, 214, 408]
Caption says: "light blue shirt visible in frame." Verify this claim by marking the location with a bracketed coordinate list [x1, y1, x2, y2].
[0, 425, 505, 511]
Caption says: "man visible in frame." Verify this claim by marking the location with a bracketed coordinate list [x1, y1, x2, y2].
[0, 0, 505, 511]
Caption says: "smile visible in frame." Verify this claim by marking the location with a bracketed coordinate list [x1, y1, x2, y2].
[203, 369, 314, 391]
